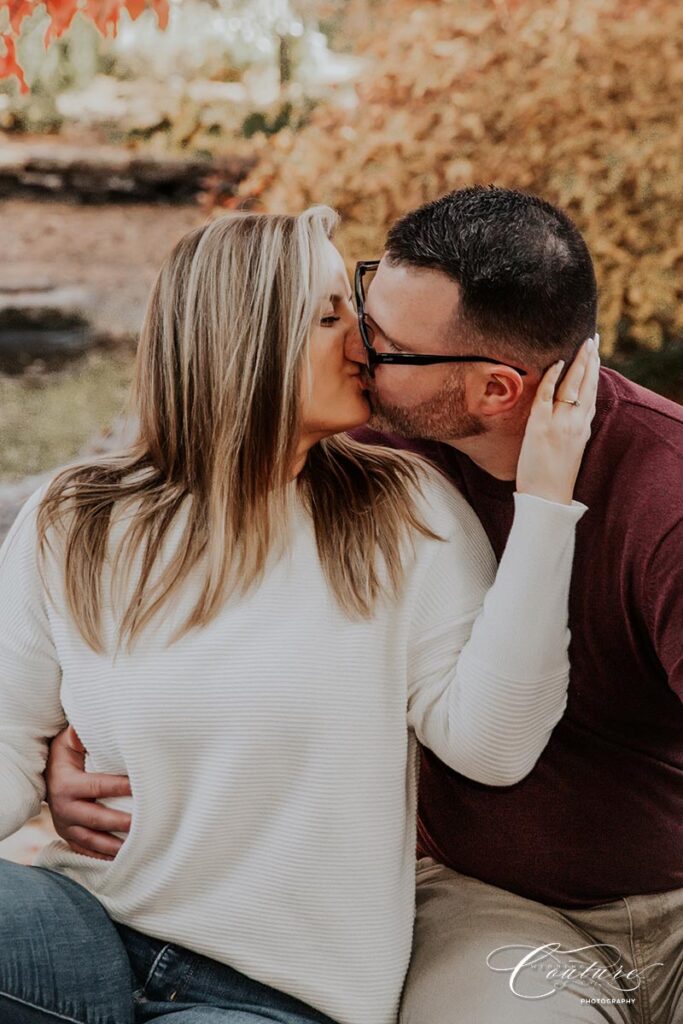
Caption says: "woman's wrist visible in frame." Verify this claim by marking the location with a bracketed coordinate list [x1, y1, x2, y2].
[514, 491, 588, 514]
[516, 486, 574, 506]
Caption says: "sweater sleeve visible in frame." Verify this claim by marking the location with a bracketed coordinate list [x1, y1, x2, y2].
[0, 486, 66, 840]
[406, 483, 587, 787]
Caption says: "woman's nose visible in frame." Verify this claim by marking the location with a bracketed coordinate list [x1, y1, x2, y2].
[344, 319, 366, 366]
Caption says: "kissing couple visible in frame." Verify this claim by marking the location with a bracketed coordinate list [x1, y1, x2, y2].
[0, 186, 680, 1024]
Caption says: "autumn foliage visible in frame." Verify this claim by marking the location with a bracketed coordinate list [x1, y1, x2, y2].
[2, 0, 682, 364]
[0, 0, 169, 93]
[240, 0, 683, 359]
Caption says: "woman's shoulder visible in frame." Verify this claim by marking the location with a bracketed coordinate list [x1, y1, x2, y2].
[410, 461, 489, 545]
[1, 471, 88, 578]
[393, 461, 497, 613]
[0, 480, 59, 612]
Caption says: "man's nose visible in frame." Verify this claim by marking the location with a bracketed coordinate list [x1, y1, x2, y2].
[345, 319, 367, 366]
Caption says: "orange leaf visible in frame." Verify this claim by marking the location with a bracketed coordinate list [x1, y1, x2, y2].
[81, 0, 126, 38]
[5, 0, 35, 36]
[124, 0, 170, 29]
[0, 31, 28, 93]
[43, 0, 80, 45]
[124, 0, 147, 17]
[152, 0, 169, 31]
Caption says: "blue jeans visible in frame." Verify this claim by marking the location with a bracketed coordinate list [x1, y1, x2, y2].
[0, 858, 338, 1024]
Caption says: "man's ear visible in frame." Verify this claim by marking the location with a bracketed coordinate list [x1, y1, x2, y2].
[471, 367, 527, 417]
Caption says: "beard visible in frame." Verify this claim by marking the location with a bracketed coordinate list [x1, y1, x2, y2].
[364, 369, 489, 442]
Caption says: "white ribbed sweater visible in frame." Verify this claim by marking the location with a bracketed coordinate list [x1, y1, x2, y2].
[0, 469, 586, 1024]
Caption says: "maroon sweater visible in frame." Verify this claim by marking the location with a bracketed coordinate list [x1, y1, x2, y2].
[353, 368, 683, 908]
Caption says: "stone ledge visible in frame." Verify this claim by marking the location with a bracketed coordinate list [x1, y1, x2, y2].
[0, 141, 253, 203]
[0, 283, 96, 371]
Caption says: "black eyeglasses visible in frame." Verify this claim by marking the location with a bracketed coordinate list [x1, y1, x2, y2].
[354, 260, 528, 378]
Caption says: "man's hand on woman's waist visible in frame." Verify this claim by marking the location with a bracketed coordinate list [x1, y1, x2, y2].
[45, 724, 132, 861]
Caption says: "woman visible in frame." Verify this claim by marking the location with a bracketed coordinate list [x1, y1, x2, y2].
[0, 206, 597, 1024]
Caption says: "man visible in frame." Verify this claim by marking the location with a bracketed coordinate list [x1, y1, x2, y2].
[45, 187, 682, 1023]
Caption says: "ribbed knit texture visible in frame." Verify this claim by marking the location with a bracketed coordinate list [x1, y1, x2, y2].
[0, 469, 585, 1024]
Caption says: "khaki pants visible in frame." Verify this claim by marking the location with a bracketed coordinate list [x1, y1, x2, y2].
[400, 858, 683, 1024]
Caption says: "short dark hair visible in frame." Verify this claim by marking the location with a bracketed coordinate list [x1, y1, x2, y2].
[385, 185, 597, 363]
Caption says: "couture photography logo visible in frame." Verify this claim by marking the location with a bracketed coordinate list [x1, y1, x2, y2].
[486, 942, 665, 1004]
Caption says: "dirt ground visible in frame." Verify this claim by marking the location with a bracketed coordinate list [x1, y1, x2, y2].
[1, 196, 210, 336]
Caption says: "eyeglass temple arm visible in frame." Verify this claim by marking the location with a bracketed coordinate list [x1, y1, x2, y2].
[373, 353, 528, 376]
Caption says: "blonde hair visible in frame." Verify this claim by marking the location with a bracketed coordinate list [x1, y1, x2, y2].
[37, 206, 440, 653]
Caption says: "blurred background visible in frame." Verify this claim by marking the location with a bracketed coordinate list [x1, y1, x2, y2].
[0, 0, 681, 862]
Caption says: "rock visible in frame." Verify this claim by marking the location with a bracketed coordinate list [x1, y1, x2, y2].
[0, 284, 95, 371]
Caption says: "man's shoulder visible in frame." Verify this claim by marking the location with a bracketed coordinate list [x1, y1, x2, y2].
[599, 368, 683, 438]
[590, 370, 682, 543]
[595, 369, 682, 489]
